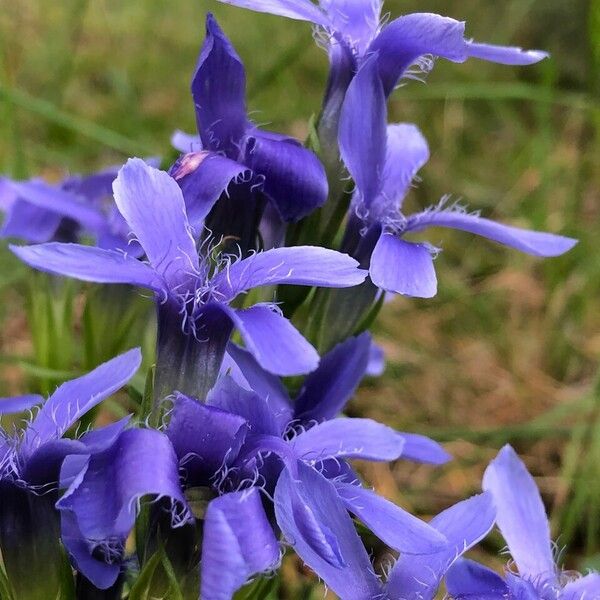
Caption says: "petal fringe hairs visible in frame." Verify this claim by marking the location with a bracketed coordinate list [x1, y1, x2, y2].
[0, 2, 592, 600]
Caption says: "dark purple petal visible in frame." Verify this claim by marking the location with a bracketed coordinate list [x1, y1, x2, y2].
[166, 392, 248, 484]
[378, 123, 429, 213]
[77, 416, 133, 454]
[370, 13, 468, 96]
[57, 428, 190, 575]
[22, 438, 87, 487]
[386, 492, 496, 600]
[22, 349, 141, 455]
[404, 208, 577, 257]
[207, 375, 280, 437]
[275, 462, 382, 600]
[212, 246, 367, 301]
[292, 418, 404, 463]
[59, 418, 132, 489]
[339, 53, 387, 208]
[446, 558, 508, 599]
[335, 483, 447, 554]
[169, 151, 250, 230]
[294, 333, 371, 423]
[112, 158, 200, 287]
[223, 342, 292, 430]
[192, 14, 248, 156]
[0, 394, 43, 414]
[399, 433, 451, 465]
[201, 488, 280, 600]
[10, 243, 164, 291]
[215, 0, 328, 26]
[228, 304, 319, 376]
[370, 233, 438, 297]
[241, 132, 328, 222]
[466, 42, 548, 65]
[561, 574, 600, 600]
[482, 445, 556, 585]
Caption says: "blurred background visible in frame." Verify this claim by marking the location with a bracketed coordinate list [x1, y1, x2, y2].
[0, 0, 599, 596]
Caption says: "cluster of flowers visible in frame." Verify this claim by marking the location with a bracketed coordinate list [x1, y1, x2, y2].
[0, 1, 596, 599]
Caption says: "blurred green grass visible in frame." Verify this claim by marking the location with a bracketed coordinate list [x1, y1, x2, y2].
[1, 0, 599, 593]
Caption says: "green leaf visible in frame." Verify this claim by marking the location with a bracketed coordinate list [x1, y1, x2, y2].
[127, 551, 162, 600]
[0, 563, 14, 600]
[233, 576, 279, 600]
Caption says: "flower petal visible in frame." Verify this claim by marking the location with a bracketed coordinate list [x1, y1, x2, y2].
[22, 349, 141, 455]
[1, 196, 63, 242]
[201, 488, 280, 600]
[292, 417, 404, 463]
[294, 333, 371, 423]
[466, 42, 548, 65]
[60, 510, 120, 590]
[339, 53, 387, 208]
[215, 0, 328, 27]
[170, 130, 203, 153]
[207, 375, 280, 437]
[399, 433, 451, 465]
[405, 208, 577, 257]
[112, 158, 200, 286]
[22, 438, 87, 487]
[57, 428, 190, 556]
[169, 151, 250, 230]
[561, 573, 600, 600]
[446, 558, 508, 599]
[366, 341, 385, 376]
[223, 342, 292, 430]
[386, 492, 496, 600]
[275, 462, 383, 600]
[241, 131, 328, 222]
[320, 0, 381, 53]
[9, 180, 107, 233]
[10, 242, 164, 291]
[228, 305, 319, 376]
[192, 14, 248, 156]
[482, 445, 556, 584]
[166, 392, 248, 484]
[378, 123, 429, 212]
[0, 394, 43, 415]
[212, 246, 366, 301]
[335, 483, 447, 554]
[370, 233, 438, 297]
[371, 14, 546, 96]
[370, 13, 468, 95]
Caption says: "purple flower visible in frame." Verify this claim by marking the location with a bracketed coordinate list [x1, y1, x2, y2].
[446, 445, 600, 600]
[0, 167, 142, 254]
[337, 55, 577, 298]
[215, 0, 547, 87]
[215, 0, 547, 156]
[57, 424, 191, 589]
[10, 158, 367, 401]
[170, 14, 328, 252]
[276, 468, 496, 600]
[0, 350, 141, 596]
